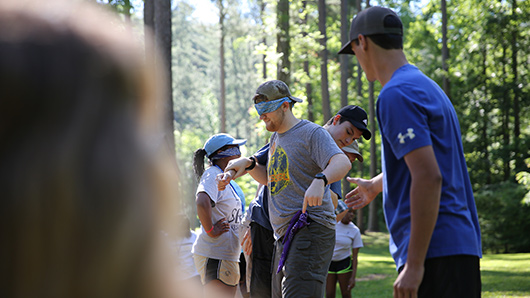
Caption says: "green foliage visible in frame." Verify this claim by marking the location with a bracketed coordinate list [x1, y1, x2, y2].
[515, 158, 530, 205]
[444, 0, 530, 186]
[475, 182, 530, 253]
[166, 0, 530, 238]
[95, 0, 133, 17]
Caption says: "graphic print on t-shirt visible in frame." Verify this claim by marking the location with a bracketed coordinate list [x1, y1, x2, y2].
[268, 140, 292, 196]
[397, 128, 416, 144]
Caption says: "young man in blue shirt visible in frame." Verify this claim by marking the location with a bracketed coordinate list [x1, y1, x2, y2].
[339, 6, 482, 298]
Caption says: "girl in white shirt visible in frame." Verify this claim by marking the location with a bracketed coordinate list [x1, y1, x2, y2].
[326, 209, 363, 298]
[192, 133, 246, 298]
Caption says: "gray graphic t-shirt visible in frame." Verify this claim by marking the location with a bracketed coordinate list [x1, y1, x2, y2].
[267, 120, 343, 239]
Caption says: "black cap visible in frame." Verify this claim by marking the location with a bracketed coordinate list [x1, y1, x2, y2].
[337, 105, 371, 140]
[338, 6, 403, 55]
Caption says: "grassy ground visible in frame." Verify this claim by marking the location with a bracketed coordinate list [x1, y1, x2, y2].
[333, 232, 530, 298]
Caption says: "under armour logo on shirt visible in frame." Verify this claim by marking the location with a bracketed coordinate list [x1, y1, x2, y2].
[398, 128, 415, 144]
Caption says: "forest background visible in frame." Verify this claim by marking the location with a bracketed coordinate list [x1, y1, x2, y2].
[98, 0, 530, 253]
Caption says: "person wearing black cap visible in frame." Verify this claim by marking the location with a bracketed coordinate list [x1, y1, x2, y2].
[339, 6, 482, 298]
[331, 105, 371, 141]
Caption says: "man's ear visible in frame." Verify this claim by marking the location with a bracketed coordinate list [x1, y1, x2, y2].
[358, 34, 368, 52]
[333, 114, 341, 125]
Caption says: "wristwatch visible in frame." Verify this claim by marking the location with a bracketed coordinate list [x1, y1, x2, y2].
[314, 172, 328, 186]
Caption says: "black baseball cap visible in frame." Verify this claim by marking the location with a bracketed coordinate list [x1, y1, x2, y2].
[338, 6, 403, 55]
[337, 105, 371, 140]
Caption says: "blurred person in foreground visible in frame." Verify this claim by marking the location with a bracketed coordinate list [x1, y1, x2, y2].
[0, 0, 184, 297]
[339, 6, 482, 298]
[169, 216, 202, 289]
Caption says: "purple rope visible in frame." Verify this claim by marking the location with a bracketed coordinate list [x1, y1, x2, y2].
[276, 210, 310, 273]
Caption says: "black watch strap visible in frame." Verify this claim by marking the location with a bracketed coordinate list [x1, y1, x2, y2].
[314, 172, 328, 185]
[245, 156, 257, 171]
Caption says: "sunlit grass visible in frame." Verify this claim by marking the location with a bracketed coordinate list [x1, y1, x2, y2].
[348, 232, 395, 297]
[335, 232, 530, 298]
[481, 253, 530, 298]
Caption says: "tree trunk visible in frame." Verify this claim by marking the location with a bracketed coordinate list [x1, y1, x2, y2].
[367, 81, 379, 231]
[144, 0, 155, 63]
[356, 208, 364, 233]
[501, 42, 510, 181]
[318, 0, 331, 122]
[260, 0, 267, 79]
[302, 1, 314, 122]
[441, 0, 450, 97]
[154, 0, 175, 154]
[277, 0, 290, 84]
[481, 48, 491, 184]
[355, 0, 363, 97]
[340, 0, 350, 108]
[354, 0, 364, 233]
[218, 0, 226, 133]
[339, 0, 351, 199]
[511, 0, 521, 170]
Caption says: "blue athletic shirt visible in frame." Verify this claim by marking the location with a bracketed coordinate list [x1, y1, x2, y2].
[377, 64, 482, 270]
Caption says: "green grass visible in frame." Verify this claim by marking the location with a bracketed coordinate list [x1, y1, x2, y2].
[481, 253, 530, 297]
[347, 232, 395, 297]
[333, 232, 530, 298]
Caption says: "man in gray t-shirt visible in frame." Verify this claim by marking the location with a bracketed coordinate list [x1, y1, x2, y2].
[218, 80, 351, 297]
[267, 119, 340, 239]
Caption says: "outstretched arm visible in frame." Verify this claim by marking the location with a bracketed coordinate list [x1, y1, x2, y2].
[344, 173, 383, 210]
[217, 156, 268, 191]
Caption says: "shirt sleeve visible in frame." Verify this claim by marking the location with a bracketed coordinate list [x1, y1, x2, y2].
[197, 168, 221, 204]
[330, 180, 342, 200]
[310, 126, 344, 170]
[254, 143, 269, 165]
[351, 224, 364, 248]
[378, 86, 433, 160]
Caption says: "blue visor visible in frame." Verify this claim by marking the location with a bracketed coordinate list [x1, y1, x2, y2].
[209, 146, 241, 160]
[254, 97, 291, 115]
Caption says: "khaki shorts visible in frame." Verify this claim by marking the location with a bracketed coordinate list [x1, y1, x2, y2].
[193, 255, 240, 286]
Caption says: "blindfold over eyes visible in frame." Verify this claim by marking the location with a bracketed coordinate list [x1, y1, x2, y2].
[254, 97, 291, 115]
[209, 146, 241, 160]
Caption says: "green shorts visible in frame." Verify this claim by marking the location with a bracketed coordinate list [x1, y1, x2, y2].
[328, 256, 352, 274]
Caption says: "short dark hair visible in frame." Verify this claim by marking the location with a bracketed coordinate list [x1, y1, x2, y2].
[365, 14, 403, 50]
